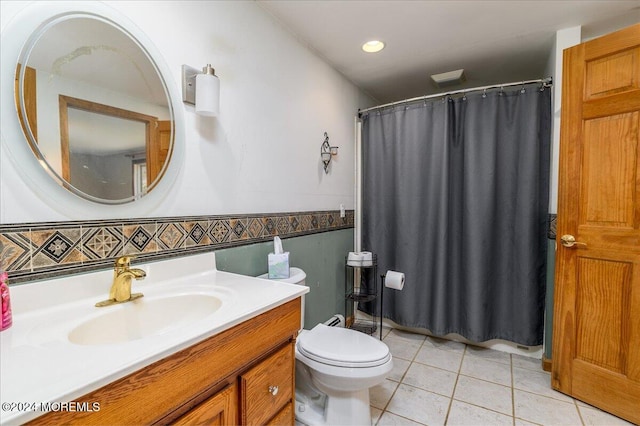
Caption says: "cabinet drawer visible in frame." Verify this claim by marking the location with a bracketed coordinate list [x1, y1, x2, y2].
[240, 343, 293, 425]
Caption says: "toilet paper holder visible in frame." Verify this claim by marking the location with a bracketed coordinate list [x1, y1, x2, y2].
[379, 271, 405, 341]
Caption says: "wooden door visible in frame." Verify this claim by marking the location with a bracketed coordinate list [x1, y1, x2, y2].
[552, 23, 640, 424]
[15, 64, 38, 142]
[148, 120, 172, 186]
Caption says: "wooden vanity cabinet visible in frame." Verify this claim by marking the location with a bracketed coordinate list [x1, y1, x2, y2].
[241, 343, 295, 425]
[173, 383, 238, 426]
[28, 298, 301, 426]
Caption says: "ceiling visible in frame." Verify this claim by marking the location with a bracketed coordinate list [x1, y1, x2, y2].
[257, 0, 640, 105]
[28, 16, 167, 106]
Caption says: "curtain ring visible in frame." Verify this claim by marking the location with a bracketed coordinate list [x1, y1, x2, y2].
[520, 82, 526, 94]
[482, 88, 487, 98]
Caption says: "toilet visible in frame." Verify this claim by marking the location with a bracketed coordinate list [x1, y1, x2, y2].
[259, 267, 393, 426]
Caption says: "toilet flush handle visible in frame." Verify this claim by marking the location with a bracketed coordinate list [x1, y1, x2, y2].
[268, 385, 279, 396]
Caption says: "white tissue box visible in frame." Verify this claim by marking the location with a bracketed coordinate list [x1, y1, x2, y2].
[268, 252, 290, 279]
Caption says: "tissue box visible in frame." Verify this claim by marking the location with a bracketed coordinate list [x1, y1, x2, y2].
[268, 252, 290, 279]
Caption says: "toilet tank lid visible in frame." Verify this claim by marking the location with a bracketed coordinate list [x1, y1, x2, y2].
[258, 267, 306, 284]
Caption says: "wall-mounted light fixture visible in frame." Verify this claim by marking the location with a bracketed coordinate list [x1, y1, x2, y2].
[321, 132, 339, 174]
[182, 64, 220, 116]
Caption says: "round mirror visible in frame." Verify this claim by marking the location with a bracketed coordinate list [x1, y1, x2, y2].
[15, 13, 174, 204]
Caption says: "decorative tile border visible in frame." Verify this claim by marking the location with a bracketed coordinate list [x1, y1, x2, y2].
[548, 214, 557, 240]
[0, 210, 354, 284]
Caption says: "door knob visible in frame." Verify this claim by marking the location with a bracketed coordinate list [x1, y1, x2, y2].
[560, 234, 587, 248]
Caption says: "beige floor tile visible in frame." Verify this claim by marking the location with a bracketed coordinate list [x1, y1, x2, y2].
[377, 411, 427, 426]
[578, 404, 635, 426]
[384, 335, 423, 361]
[370, 378, 400, 410]
[465, 345, 512, 365]
[371, 407, 384, 425]
[453, 375, 513, 416]
[446, 400, 513, 426]
[388, 328, 428, 343]
[381, 326, 394, 340]
[386, 384, 451, 425]
[512, 366, 573, 403]
[388, 357, 411, 382]
[460, 355, 512, 386]
[402, 363, 458, 397]
[512, 353, 543, 372]
[514, 417, 543, 426]
[423, 336, 466, 353]
[414, 345, 464, 372]
[514, 390, 582, 425]
[369, 329, 626, 426]
[575, 399, 591, 408]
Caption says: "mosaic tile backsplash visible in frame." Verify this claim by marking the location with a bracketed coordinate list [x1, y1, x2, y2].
[0, 210, 354, 284]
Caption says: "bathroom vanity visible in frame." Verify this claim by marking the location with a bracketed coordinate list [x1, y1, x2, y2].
[0, 253, 307, 425]
[31, 299, 299, 425]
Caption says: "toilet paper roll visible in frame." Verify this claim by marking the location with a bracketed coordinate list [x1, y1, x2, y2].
[347, 252, 364, 266]
[385, 270, 405, 290]
[360, 251, 373, 266]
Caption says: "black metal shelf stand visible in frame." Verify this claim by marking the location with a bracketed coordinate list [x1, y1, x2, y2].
[345, 254, 381, 338]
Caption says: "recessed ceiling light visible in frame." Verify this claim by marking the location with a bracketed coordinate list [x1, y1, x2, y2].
[362, 40, 385, 53]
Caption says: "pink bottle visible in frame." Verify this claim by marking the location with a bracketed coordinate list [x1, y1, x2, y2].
[1, 272, 12, 331]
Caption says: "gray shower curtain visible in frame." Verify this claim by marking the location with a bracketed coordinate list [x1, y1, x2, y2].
[361, 83, 551, 345]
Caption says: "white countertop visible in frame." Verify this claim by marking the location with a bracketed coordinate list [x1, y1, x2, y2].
[0, 252, 308, 425]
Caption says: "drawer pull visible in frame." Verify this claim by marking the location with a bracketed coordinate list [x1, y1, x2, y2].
[268, 385, 279, 396]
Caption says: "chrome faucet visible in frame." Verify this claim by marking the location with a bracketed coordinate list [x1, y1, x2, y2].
[95, 255, 146, 307]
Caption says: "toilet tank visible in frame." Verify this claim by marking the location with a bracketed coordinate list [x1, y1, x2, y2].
[258, 267, 307, 329]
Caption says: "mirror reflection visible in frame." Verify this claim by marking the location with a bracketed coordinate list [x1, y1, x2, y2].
[16, 15, 173, 203]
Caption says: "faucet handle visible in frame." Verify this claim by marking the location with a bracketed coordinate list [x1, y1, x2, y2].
[115, 255, 136, 268]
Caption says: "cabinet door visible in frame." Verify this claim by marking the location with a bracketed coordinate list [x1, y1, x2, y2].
[266, 402, 293, 426]
[173, 384, 238, 426]
[240, 343, 294, 425]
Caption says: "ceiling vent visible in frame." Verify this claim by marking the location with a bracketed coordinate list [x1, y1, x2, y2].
[431, 69, 466, 88]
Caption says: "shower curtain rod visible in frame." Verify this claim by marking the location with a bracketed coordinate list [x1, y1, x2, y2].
[358, 77, 552, 115]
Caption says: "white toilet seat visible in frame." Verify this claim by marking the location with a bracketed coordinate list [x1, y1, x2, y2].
[297, 324, 391, 368]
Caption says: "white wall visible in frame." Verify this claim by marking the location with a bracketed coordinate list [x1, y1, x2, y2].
[545, 26, 582, 214]
[545, 21, 640, 214]
[0, 1, 374, 223]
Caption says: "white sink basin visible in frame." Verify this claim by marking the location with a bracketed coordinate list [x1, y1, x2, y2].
[68, 293, 224, 346]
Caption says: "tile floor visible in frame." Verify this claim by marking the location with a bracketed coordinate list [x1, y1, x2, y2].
[369, 327, 633, 426]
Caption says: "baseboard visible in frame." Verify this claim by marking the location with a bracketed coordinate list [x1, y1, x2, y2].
[542, 355, 552, 372]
